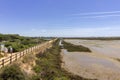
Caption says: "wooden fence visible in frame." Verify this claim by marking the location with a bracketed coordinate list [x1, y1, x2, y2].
[0, 39, 56, 68]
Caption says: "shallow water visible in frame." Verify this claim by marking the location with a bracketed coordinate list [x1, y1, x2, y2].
[62, 39, 120, 80]
[65, 39, 120, 58]
[62, 49, 120, 71]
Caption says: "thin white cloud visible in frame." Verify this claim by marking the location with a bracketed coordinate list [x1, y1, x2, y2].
[19, 28, 48, 37]
[19, 27, 120, 37]
[71, 10, 120, 18]
[31, 29, 36, 31]
[82, 14, 120, 18]
[72, 10, 120, 16]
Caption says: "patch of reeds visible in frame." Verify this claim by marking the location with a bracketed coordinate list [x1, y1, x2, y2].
[62, 41, 91, 52]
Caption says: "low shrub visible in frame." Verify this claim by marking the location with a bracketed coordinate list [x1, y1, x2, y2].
[32, 39, 96, 80]
[0, 64, 25, 80]
[33, 65, 42, 73]
[22, 53, 35, 64]
[62, 41, 91, 52]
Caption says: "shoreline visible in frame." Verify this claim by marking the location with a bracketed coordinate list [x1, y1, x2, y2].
[61, 49, 120, 80]
[61, 39, 120, 80]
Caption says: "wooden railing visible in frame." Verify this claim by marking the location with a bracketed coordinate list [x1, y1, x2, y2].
[0, 39, 56, 68]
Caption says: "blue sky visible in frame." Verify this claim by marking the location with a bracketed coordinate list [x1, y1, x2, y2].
[0, 0, 120, 37]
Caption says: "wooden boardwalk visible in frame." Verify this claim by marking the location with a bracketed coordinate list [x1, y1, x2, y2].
[0, 39, 56, 68]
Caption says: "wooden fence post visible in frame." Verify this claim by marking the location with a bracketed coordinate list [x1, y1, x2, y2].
[28, 48, 30, 53]
[2, 59, 4, 67]
[31, 48, 32, 52]
[36, 46, 38, 51]
[34, 46, 36, 51]
[26, 49, 27, 54]
[33, 47, 34, 52]
[16, 54, 17, 60]
[20, 52, 21, 58]
[34, 46, 35, 51]
[31, 47, 32, 52]
[23, 51, 24, 56]
[35, 46, 36, 51]
[10, 56, 12, 64]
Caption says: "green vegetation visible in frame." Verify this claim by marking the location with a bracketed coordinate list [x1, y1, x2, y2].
[32, 40, 95, 80]
[62, 41, 91, 52]
[0, 34, 46, 52]
[22, 53, 35, 64]
[0, 64, 25, 80]
[0, 39, 96, 80]
[0, 53, 36, 80]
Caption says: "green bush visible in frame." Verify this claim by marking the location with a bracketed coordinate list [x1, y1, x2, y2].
[22, 54, 35, 64]
[0, 34, 46, 53]
[0, 64, 25, 80]
[31, 75, 40, 80]
[63, 41, 91, 52]
[32, 40, 96, 80]
[33, 65, 42, 73]
[54, 77, 69, 80]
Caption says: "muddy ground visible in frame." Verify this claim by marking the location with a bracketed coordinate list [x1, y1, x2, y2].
[61, 39, 120, 80]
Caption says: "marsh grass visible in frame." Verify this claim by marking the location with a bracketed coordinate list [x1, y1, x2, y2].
[33, 40, 96, 80]
[0, 40, 96, 80]
[62, 41, 91, 52]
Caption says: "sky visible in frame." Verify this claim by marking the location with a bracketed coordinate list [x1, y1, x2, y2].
[0, 0, 120, 37]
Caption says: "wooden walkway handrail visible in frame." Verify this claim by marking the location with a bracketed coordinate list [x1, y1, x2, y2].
[0, 39, 57, 68]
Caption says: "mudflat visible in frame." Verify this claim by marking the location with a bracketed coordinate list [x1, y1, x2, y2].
[61, 39, 120, 80]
